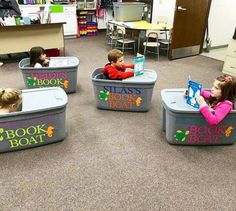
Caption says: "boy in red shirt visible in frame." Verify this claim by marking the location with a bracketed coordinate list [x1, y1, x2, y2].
[102, 49, 134, 80]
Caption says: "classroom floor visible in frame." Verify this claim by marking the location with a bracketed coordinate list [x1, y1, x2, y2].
[201, 47, 227, 61]
[0, 32, 236, 210]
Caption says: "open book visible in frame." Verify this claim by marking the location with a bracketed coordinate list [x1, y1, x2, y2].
[186, 80, 202, 109]
[133, 53, 145, 76]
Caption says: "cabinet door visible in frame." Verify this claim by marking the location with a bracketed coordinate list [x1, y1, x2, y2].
[50, 13, 77, 36]
[63, 14, 77, 35]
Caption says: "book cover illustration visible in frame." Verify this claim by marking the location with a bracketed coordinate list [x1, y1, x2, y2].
[186, 80, 202, 109]
[134, 54, 145, 76]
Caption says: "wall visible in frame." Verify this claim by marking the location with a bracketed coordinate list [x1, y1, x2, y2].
[97, 9, 113, 29]
[152, 0, 236, 47]
[208, 0, 236, 47]
[151, 0, 175, 25]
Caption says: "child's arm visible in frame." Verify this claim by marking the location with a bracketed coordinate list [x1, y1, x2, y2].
[106, 66, 134, 79]
[121, 64, 134, 69]
[199, 101, 232, 126]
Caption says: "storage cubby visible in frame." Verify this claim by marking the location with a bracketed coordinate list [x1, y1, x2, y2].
[77, 9, 97, 37]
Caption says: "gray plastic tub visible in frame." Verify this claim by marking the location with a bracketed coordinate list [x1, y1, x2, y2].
[113, 2, 146, 22]
[19, 57, 79, 93]
[0, 87, 68, 153]
[91, 68, 157, 111]
[161, 89, 236, 145]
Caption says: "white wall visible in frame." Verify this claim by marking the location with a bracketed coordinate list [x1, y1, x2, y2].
[97, 9, 113, 29]
[152, 0, 236, 47]
[208, 0, 236, 47]
[152, 0, 175, 25]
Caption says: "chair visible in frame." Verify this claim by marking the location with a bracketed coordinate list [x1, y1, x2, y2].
[143, 30, 160, 60]
[158, 29, 172, 56]
[157, 16, 168, 40]
[105, 22, 118, 48]
[115, 26, 136, 54]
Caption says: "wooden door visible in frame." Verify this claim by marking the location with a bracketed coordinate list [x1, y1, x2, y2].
[169, 0, 211, 60]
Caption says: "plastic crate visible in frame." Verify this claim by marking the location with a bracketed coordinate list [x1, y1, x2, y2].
[161, 88, 236, 145]
[91, 68, 157, 111]
[0, 87, 68, 152]
[19, 57, 79, 93]
[113, 2, 146, 22]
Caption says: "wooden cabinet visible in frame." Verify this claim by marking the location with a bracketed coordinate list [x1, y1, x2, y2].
[223, 39, 236, 76]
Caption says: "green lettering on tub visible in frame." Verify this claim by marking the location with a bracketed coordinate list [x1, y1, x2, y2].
[9, 134, 46, 148]
[0, 124, 54, 149]
[26, 76, 69, 89]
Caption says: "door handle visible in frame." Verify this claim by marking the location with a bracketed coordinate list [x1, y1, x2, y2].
[177, 6, 187, 11]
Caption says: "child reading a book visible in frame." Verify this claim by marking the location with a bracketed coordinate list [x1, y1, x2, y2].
[196, 75, 236, 126]
[30, 46, 49, 68]
[0, 88, 22, 113]
[102, 49, 134, 80]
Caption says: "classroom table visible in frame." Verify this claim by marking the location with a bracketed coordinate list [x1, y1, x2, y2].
[0, 23, 65, 55]
[109, 20, 172, 53]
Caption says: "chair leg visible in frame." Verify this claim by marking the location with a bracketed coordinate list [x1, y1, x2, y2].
[144, 44, 147, 56]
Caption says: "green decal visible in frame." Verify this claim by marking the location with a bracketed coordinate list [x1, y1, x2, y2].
[99, 91, 109, 101]
[174, 130, 190, 142]
[0, 128, 4, 141]
[27, 77, 36, 86]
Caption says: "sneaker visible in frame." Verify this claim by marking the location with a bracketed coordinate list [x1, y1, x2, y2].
[0, 62, 3, 67]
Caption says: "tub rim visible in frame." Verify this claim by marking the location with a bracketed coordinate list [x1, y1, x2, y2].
[0, 87, 68, 118]
[91, 68, 157, 85]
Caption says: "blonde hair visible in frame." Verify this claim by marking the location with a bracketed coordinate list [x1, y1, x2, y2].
[108, 49, 123, 63]
[0, 88, 22, 112]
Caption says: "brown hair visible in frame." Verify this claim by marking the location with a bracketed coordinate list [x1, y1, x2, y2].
[30, 46, 46, 67]
[209, 75, 236, 106]
[0, 88, 22, 112]
[107, 49, 123, 63]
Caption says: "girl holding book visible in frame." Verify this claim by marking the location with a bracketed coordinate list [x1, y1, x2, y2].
[196, 75, 236, 126]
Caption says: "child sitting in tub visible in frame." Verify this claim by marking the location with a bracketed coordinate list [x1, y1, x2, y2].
[30, 46, 49, 68]
[0, 88, 22, 113]
[196, 75, 236, 126]
[102, 49, 134, 80]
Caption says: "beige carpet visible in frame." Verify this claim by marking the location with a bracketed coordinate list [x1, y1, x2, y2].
[0, 32, 235, 211]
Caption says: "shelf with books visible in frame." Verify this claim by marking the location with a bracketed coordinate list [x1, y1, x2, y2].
[18, 0, 46, 5]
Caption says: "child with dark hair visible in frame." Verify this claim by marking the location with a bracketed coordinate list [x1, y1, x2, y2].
[0, 88, 22, 113]
[102, 49, 134, 80]
[196, 75, 236, 126]
[30, 46, 49, 67]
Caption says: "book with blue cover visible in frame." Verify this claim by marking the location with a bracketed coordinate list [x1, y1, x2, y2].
[186, 80, 202, 109]
[134, 54, 145, 76]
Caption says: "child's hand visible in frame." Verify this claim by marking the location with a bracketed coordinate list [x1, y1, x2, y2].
[43, 59, 50, 67]
[196, 95, 207, 108]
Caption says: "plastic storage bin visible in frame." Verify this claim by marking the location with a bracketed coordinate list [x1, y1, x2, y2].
[91, 68, 157, 111]
[161, 89, 236, 145]
[113, 2, 146, 22]
[0, 87, 68, 153]
[19, 57, 79, 93]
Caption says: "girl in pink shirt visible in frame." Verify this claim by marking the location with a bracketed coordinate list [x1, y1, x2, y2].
[196, 75, 236, 126]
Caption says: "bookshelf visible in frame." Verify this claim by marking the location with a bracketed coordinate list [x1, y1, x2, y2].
[18, 0, 47, 5]
[77, 0, 96, 10]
